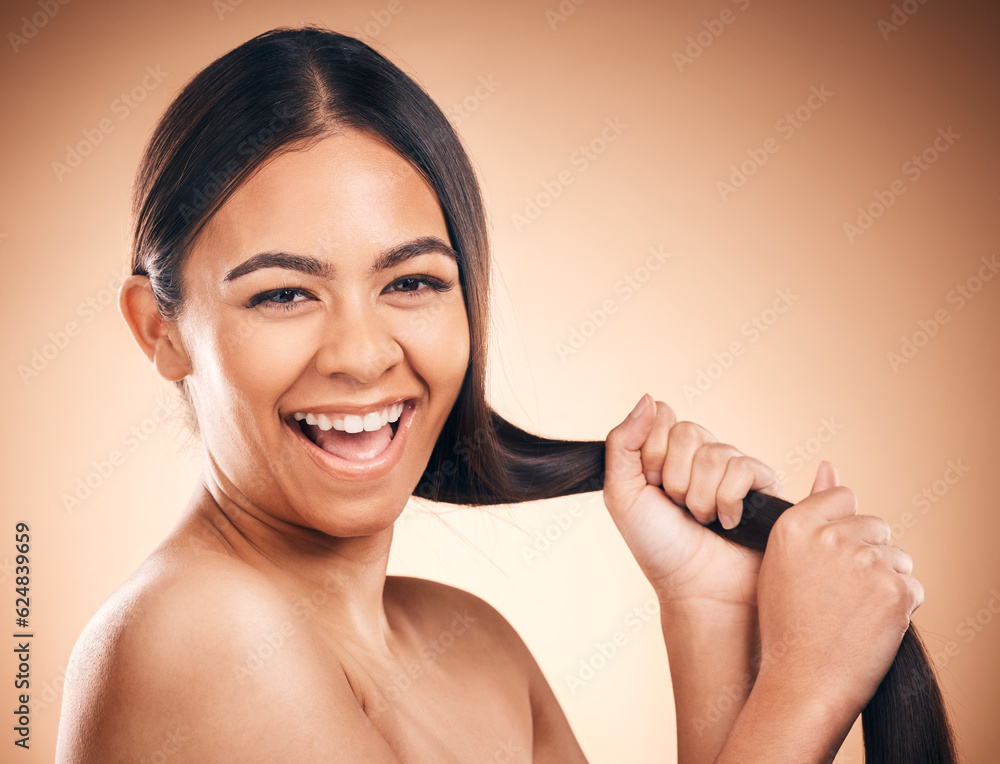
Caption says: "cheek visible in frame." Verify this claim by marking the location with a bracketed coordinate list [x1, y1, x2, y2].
[401, 299, 470, 400]
[188, 310, 314, 415]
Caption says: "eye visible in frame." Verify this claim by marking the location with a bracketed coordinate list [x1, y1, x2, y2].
[384, 274, 454, 297]
[244, 287, 315, 310]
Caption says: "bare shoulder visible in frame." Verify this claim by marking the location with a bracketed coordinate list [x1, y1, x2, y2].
[385, 575, 530, 657]
[56, 548, 399, 764]
[384, 576, 588, 763]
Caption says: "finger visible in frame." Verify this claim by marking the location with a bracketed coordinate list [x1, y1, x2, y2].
[660, 420, 717, 510]
[810, 460, 840, 494]
[638, 400, 677, 487]
[603, 393, 656, 515]
[684, 442, 743, 525]
[715, 454, 784, 530]
[796, 484, 859, 524]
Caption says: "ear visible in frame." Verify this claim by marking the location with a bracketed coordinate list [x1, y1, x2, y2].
[119, 275, 192, 382]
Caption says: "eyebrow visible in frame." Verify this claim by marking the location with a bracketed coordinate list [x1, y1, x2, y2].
[223, 236, 459, 282]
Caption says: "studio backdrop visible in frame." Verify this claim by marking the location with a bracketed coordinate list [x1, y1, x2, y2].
[2, 0, 998, 761]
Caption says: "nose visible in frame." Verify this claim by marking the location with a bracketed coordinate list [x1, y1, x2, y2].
[313, 299, 403, 384]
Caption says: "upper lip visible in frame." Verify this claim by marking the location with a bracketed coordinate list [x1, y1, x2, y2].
[284, 396, 413, 418]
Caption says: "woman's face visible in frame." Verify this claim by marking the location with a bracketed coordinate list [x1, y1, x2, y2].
[176, 129, 470, 536]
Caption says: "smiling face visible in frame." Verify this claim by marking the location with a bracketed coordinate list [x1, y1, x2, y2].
[175, 129, 470, 536]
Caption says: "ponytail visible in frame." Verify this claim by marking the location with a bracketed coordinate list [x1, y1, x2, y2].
[419, 411, 959, 763]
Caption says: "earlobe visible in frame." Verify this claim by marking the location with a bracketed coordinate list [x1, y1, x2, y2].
[118, 275, 192, 382]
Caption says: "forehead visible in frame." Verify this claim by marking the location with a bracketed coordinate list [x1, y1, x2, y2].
[187, 130, 449, 272]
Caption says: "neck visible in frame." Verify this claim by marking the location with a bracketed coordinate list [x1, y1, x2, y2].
[171, 464, 397, 651]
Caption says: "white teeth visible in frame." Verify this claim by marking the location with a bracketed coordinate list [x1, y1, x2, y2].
[292, 401, 406, 433]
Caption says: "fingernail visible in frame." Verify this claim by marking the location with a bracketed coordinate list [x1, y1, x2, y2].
[719, 512, 735, 530]
[630, 393, 650, 419]
[644, 471, 662, 486]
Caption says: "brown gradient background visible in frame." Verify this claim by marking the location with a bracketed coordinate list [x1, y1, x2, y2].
[2, 0, 999, 761]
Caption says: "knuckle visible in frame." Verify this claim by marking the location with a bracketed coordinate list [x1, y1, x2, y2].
[770, 508, 805, 543]
[733, 455, 764, 483]
[873, 517, 891, 539]
[605, 425, 625, 447]
[693, 442, 733, 470]
[899, 550, 914, 571]
[855, 545, 879, 569]
[876, 573, 904, 604]
[669, 420, 702, 447]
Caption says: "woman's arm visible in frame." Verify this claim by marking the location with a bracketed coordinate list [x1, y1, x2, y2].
[661, 599, 760, 762]
[603, 397, 921, 761]
[716, 465, 923, 763]
[602, 395, 781, 759]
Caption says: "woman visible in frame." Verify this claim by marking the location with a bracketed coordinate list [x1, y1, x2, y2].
[55, 27, 922, 762]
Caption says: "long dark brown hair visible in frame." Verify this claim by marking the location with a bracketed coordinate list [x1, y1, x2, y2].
[130, 26, 957, 763]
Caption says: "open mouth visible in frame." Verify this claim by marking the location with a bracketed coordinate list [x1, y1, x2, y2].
[286, 400, 409, 464]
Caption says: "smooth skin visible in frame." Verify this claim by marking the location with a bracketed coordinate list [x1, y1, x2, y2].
[56, 130, 922, 763]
